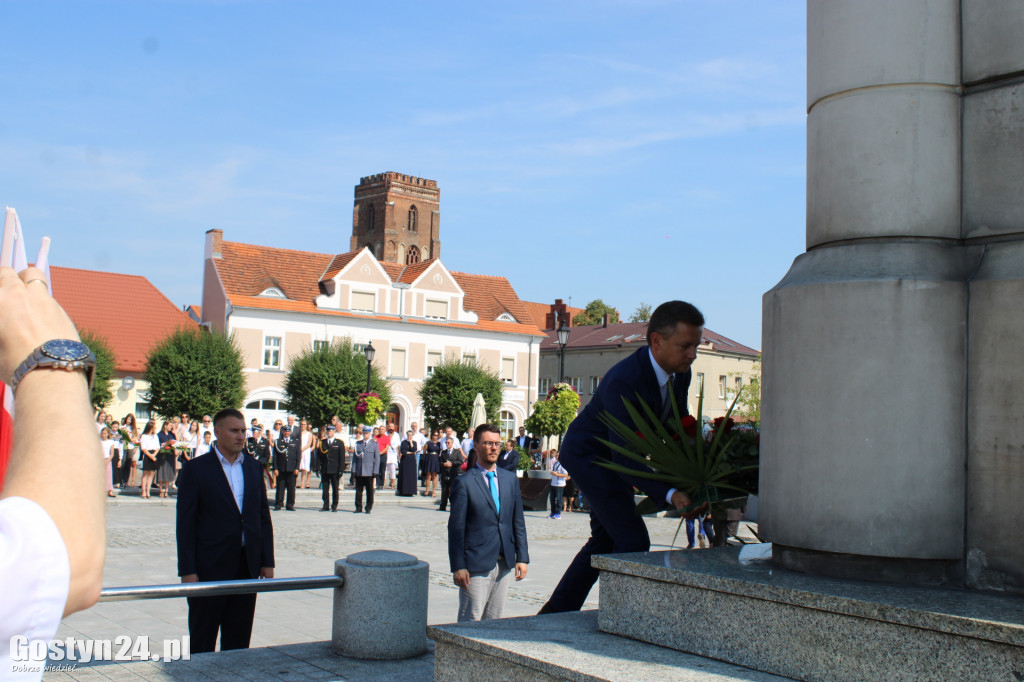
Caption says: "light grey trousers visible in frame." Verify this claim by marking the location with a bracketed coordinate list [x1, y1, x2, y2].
[457, 558, 513, 622]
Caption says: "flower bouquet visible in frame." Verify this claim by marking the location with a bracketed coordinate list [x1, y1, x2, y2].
[118, 428, 136, 450]
[355, 392, 385, 424]
[597, 386, 759, 546]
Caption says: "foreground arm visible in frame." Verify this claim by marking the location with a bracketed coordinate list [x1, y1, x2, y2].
[0, 266, 106, 616]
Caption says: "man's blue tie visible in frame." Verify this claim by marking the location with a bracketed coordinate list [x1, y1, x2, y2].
[486, 471, 500, 514]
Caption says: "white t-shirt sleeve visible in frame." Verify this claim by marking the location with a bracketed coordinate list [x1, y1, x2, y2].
[0, 497, 71, 679]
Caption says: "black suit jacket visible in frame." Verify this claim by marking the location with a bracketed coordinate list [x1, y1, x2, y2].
[560, 346, 691, 503]
[176, 448, 275, 580]
[498, 448, 519, 472]
[439, 448, 465, 481]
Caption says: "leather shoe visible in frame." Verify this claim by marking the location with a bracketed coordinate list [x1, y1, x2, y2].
[319, 507, 329, 512]
[286, 507, 296, 511]
[274, 506, 282, 511]
[364, 509, 371, 514]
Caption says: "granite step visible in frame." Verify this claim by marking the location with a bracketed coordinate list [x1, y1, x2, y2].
[427, 611, 793, 681]
[594, 547, 1024, 681]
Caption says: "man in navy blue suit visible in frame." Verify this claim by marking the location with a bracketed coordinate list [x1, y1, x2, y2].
[539, 301, 703, 613]
[177, 408, 275, 652]
[448, 423, 530, 622]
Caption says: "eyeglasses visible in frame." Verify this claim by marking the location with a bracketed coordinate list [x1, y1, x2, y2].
[478, 440, 502, 449]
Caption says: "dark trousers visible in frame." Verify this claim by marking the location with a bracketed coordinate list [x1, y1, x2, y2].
[354, 476, 375, 512]
[549, 485, 565, 515]
[275, 470, 296, 509]
[188, 548, 256, 653]
[540, 465, 651, 613]
[322, 473, 340, 509]
[439, 476, 454, 511]
[377, 460, 387, 489]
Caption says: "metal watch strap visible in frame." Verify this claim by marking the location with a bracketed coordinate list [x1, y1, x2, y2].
[10, 343, 96, 393]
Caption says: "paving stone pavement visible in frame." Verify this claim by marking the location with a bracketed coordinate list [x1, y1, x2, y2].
[45, 480, 755, 680]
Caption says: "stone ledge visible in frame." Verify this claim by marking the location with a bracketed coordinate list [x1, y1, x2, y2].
[428, 610, 791, 681]
[595, 549, 1024, 681]
[593, 548, 1024, 646]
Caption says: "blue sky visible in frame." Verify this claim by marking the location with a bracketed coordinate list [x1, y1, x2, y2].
[0, 0, 806, 349]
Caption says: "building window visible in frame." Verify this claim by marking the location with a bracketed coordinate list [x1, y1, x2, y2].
[408, 205, 417, 232]
[135, 402, 151, 422]
[351, 291, 375, 313]
[539, 378, 551, 394]
[406, 245, 420, 264]
[463, 353, 476, 365]
[313, 340, 329, 352]
[590, 376, 601, 394]
[259, 287, 286, 298]
[719, 375, 727, 399]
[496, 312, 516, 322]
[353, 343, 367, 356]
[735, 376, 744, 391]
[425, 299, 448, 320]
[501, 357, 515, 384]
[567, 376, 582, 392]
[696, 372, 705, 394]
[427, 351, 442, 377]
[263, 336, 282, 369]
[365, 204, 375, 232]
[390, 348, 407, 378]
[499, 410, 516, 441]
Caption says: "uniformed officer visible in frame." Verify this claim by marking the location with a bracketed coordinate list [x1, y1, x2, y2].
[273, 424, 301, 511]
[319, 424, 346, 512]
[246, 425, 272, 489]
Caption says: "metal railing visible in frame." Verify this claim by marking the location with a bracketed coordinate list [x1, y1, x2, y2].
[99, 575, 343, 602]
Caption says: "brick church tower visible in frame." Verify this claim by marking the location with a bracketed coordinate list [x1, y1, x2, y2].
[350, 172, 441, 264]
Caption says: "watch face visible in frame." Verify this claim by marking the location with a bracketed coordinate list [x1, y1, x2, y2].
[41, 339, 92, 362]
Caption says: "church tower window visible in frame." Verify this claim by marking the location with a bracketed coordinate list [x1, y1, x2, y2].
[406, 245, 420, 264]
[408, 205, 417, 232]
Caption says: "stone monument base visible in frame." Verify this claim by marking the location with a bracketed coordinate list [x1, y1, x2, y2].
[594, 548, 1024, 681]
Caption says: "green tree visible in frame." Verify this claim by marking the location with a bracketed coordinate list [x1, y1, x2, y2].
[525, 383, 581, 438]
[284, 338, 391, 428]
[79, 329, 116, 410]
[418, 356, 502, 433]
[572, 299, 619, 326]
[143, 327, 245, 419]
[628, 302, 653, 323]
[732, 356, 762, 426]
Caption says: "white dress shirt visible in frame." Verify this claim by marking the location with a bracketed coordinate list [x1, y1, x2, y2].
[214, 446, 246, 545]
[647, 348, 679, 506]
[0, 497, 71, 680]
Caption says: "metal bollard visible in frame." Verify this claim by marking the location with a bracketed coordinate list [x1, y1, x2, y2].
[332, 550, 428, 659]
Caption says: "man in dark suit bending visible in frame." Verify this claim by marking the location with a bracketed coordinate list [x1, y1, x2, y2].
[176, 408, 275, 652]
[539, 301, 702, 614]
[448, 423, 529, 621]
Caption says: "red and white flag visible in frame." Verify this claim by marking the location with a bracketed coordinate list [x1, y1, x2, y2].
[0, 208, 51, 489]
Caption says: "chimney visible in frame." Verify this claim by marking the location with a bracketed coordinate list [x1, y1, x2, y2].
[205, 229, 223, 260]
[603, 313, 609, 328]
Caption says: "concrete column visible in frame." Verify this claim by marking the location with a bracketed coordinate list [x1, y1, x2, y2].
[332, 550, 428, 659]
[762, 0, 965, 582]
[764, 0, 1024, 591]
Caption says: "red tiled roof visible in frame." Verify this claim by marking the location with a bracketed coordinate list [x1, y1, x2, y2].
[539, 321, 759, 356]
[219, 241, 333, 302]
[449, 271, 534, 326]
[50, 266, 198, 373]
[521, 300, 585, 329]
[213, 241, 544, 337]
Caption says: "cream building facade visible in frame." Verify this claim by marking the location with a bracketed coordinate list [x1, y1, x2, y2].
[200, 229, 545, 436]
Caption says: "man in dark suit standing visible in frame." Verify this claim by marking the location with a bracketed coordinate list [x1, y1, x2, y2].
[319, 424, 345, 512]
[438, 436, 465, 512]
[176, 408, 275, 653]
[273, 424, 300, 511]
[539, 301, 703, 614]
[352, 426, 380, 514]
[448, 424, 529, 622]
[498, 439, 519, 472]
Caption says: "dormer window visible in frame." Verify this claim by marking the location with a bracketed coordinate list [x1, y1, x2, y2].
[259, 287, 286, 298]
[497, 313, 516, 323]
[408, 205, 417, 232]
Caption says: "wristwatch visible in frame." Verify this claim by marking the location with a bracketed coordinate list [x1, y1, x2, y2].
[10, 339, 96, 392]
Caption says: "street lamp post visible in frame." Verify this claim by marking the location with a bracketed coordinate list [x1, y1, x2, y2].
[556, 316, 570, 384]
[363, 342, 375, 393]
